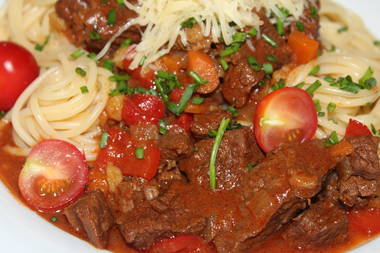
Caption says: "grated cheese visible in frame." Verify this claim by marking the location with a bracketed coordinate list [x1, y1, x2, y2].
[99, 0, 306, 69]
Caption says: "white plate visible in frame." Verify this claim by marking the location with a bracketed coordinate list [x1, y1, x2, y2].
[0, 0, 380, 252]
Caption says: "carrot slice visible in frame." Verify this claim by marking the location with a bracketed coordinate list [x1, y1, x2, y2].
[288, 31, 320, 65]
[187, 50, 219, 94]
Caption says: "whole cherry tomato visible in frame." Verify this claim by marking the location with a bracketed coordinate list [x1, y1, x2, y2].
[0, 41, 39, 110]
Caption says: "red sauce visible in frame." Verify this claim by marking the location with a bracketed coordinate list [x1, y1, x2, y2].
[0, 123, 380, 253]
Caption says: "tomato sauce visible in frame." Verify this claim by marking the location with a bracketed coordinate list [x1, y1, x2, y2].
[0, 123, 380, 253]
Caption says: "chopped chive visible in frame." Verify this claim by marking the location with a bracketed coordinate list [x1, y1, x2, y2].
[310, 6, 318, 19]
[247, 56, 261, 71]
[220, 58, 229, 71]
[314, 99, 321, 112]
[189, 71, 208, 85]
[262, 34, 278, 47]
[80, 86, 89, 94]
[71, 49, 85, 59]
[247, 27, 257, 37]
[370, 124, 379, 135]
[226, 105, 238, 117]
[208, 129, 217, 137]
[0, 111, 6, 119]
[103, 60, 115, 72]
[100, 132, 109, 148]
[115, 0, 125, 5]
[359, 67, 377, 90]
[50, 216, 58, 222]
[325, 131, 339, 146]
[75, 67, 87, 77]
[220, 44, 240, 57]
[328, 44, 336, 52]
[306, 80, 322, 96]
[107, 9, 117, 26]
[308, 65, 320, 76]
[135, 147, 145, 159]
[271, 79, 286, 91]
[90, 31, 101, 40]
[295, 82, 305, 89]
[337, 26, 348, 33]
[266, 55, 277, 62]
[262, 63, 273, 74]
[374, 40, 380, 46]
[295, 21, 305, 32]
[181, 17, 197, 28]
[232, 32, 246, 43]
[247, 163, 254, 172]
[87, 52, 97, 59]
[209, 118, 231, 189]
[192, 97, 204, 104]
[139, 56, 147, 66]
[35, 35, 50, 52]
[159, 119, 168, 135]
[276, 16, 284, 35]
[168, 83, 198, 115]
[324, 76, 335, 83]
[327, 103, 336, 113]
[318, 112, 325, 117]
[194, 147, 200, 152]
[109, 74, 130, 82]
[120, 38, 132, 48]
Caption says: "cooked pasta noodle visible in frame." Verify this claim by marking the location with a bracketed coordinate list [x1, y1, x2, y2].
[286, 0, 380, 139]
[1, 0, 113, 160]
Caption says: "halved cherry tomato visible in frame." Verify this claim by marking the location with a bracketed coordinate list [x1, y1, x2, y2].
[94, 129, 160, 181]
[147, 235, 216, 253]
[174, 113, 193, 134]
[123, 57, 155, 89]
[254, 87, 317, 152]
[0, 41, 39, 110]
[288, 31, 320, 65]
[187, 50, 219, 94]
[18, 140, 88, 212]
[122, 93, 165, 126]
[345, 119, 372, 137]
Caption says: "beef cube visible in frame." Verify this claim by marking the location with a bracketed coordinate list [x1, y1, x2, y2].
[64, 191, 114, 248]
[283, 200, 348, 248]
[158, 127, 194, 160]
[339, 176, 377, 208]
[190, 111, 230, 138]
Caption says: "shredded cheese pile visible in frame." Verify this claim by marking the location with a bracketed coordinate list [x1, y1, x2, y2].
[99, 0, 306, 69]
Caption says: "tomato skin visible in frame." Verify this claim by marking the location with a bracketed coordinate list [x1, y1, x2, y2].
[0, 41, 39, 110]
[174, 113, 193, 134]
[345, 119, 372, 137]
[123, 57, 155, 89]
[254, 87, 318, 153]
[147, 235, 216, 253]
[122, 94, 165, 126]
[18, 139, 88, 212]
[94, 129, 160, 181]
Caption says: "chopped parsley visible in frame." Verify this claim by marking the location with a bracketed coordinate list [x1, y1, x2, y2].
[310, 6, 318, 19]
[327, 103, 336, 113]
[295, 21, 305, 32]
[374, 40, 380, 46]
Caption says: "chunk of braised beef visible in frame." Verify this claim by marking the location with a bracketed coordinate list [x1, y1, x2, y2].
[338, 176, 377, 208]
[55, 0, 141, 50]
[222, 11, 292, 108]
[179, 127, 264, 190]
[190, 111, 231, 138]
[344, 136, 380, 180]
[158, 127, 194, 160]
[64, 191, 114, 249]
[283, 200, 348, 249]
[291, 0, 320, 39]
